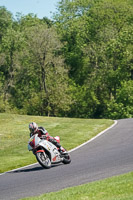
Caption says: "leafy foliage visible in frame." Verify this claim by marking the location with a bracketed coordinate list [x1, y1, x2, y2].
[0, 0, 133, 119]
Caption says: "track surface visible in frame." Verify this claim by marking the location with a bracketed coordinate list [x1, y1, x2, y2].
[1, 118, 133, 200]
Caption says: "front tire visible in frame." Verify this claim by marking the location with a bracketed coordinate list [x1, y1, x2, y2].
[36, 151, 51, 169]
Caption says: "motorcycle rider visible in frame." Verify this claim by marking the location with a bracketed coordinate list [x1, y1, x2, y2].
[29, 122, 66, 154]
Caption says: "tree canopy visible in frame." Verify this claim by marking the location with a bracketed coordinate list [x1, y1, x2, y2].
[0, 0, 133, 119]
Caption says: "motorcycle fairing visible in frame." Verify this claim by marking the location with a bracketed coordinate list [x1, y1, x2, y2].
[28, 134, 62, 163]
[39, 140, 61, 163]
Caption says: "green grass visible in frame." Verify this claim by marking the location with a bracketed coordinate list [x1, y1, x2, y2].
[0, 113, 113, 173]
[21, 171, 133, 200]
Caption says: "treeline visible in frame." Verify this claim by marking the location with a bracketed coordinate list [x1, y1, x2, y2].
[0, 0, 133, 119]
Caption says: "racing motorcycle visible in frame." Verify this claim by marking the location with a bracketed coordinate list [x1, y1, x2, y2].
[28, 134, 71, 169]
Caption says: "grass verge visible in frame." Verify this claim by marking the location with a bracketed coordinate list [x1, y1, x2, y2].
[21, 171, 133, 200]
[0, 113, 113, 173]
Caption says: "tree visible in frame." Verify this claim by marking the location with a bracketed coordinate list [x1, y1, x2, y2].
[0, 6, 13, 41]
[13, 23, 72, 116]
[0, 27, 25, 101]
[54, 0, 133, 118]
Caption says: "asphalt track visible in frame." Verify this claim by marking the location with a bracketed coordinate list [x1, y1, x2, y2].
[0, 118, 133, 200]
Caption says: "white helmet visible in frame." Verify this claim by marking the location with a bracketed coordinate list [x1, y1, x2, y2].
[29, 122, 38, 134]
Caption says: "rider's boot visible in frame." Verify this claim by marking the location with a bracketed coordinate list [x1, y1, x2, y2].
[59, 146, 67, 154]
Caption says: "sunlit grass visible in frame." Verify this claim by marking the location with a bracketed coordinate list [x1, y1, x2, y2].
[21, 172, 133, 200]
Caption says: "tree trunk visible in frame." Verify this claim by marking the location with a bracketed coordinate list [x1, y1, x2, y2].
[40, 53, 50, 116]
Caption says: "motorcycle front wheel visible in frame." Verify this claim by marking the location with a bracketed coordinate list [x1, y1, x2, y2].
[36, 151, 51, 169]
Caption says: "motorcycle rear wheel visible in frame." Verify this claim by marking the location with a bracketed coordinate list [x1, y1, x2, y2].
[62, 154, 71, 164]
[36, 151, 51, 169]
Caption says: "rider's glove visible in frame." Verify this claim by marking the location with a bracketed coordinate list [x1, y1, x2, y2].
[40, 135, 47, 139]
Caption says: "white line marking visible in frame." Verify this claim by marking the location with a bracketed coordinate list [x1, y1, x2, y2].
[0, 163, 39, 176]
[0, 120, 117, 176]
[69, 120, 117, 153]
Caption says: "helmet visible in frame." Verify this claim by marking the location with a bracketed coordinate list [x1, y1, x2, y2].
[29, 122, 38, 134]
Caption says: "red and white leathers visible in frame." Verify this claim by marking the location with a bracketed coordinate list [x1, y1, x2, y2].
[29, 125, 65, 153]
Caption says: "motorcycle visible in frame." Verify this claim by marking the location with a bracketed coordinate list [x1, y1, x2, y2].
[28, 134, 71, 169]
